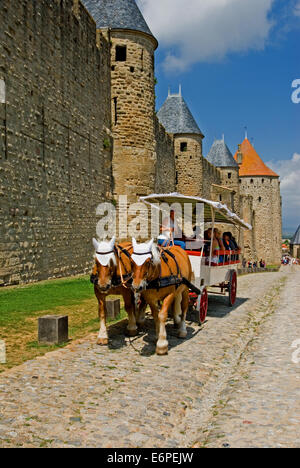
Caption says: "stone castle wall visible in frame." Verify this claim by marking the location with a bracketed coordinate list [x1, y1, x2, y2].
[154, 117, 176, 193]
[0, 0, 113, 285]
[217, 167, 240, 214]
[291, 245, 300, 259]
[239, 176, 282, 264]
[201, 157, 222, 199]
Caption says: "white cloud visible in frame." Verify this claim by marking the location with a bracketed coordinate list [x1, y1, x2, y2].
[137, 0, 275, 72]
[268, 153, 300, 231]
[295, 0, 300, 16]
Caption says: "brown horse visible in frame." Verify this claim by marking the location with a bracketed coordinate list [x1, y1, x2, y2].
[91, 237, 143, 345]
[130, 238, 192, 355]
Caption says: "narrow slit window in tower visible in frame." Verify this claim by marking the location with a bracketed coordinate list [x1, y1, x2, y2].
[113, 97, 118, 125]
[228, 172, 232, 179]
[116, 45, 127, 62]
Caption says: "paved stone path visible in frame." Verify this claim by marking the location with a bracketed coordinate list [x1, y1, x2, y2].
[203, 265, 300, 448]
[0, 268, 298, 448]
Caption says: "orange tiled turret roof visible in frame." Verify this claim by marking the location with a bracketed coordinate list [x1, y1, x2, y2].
[234, 138, 279, 177]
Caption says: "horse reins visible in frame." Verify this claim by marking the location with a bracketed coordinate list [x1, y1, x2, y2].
[115, 245, 133, 288]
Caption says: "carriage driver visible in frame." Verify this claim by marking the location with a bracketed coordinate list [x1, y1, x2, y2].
[158, 210, 186, 249]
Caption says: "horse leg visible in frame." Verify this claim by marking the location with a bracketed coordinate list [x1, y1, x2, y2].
[136, 294, 147, 327]
[123, 289, 138, 337]
[156, 293, 174, 355]
[147, 300, 159, 338]
[178, 288, 189, 339]
[96, 295, 109, 346]
[173, 291, 182, 329]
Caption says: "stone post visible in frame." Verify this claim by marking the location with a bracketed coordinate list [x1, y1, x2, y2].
[38, 315, 68, 345]
[106, 299, 120, 321]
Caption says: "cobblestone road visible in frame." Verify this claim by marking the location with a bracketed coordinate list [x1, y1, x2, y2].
[0, 268, 298, 448]
[203, 265, 300, 448]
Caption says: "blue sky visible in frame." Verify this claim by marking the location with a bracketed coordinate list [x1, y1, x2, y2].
[138, 0, 300, 232]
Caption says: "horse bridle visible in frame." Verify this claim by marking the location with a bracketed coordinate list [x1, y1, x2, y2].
[91, 247, 132, 288]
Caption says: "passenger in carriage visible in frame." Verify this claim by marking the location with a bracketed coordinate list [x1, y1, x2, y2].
[158, 210, 186, 249]
[223, 232, 236, 262]
[223, 232, 240, 261]
[205, 228, 225, 264]
[214, 229, 225, 263]
[203, 229, 211, 256]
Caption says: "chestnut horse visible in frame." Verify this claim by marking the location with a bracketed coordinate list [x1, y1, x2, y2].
[91, 237, 143, 345]
[131, 238, 192, 355]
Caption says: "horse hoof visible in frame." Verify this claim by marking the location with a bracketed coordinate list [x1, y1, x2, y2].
[156, 346, 168, 356]
[127, 329, 138, 337]
[97, 338, 108, 346]
[178, 331, 187, 339]
[156, 341, 169, 355]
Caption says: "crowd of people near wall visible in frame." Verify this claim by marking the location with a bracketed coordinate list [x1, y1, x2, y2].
[242, 259, 266, 269]
[282, 256, 299, 265]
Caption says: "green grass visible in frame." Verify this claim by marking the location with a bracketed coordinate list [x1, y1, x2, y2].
[265, 265, 280, 271]
[0, 276, 127, 371]
[0, 276, 93, 325]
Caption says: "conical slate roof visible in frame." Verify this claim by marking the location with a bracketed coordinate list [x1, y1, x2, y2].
[157, 94, 204, 136]
[206, 139, 238, 168]
[82, 0, 155, 39]
[234, 138, 279, 177]
[291, 225, 300, 245]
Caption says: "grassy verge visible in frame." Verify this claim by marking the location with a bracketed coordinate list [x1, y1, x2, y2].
[0, 276, 126, 372]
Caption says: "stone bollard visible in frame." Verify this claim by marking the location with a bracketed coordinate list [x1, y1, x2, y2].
[0, 340, 6, 364]
[38, 315, 68, 345]
[106, 299, 120, 321]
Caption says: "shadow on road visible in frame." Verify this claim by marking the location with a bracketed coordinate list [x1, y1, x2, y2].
[207, 295, 249, 318]
[107, 316, 201, 356]
[105, 294, 249, 355]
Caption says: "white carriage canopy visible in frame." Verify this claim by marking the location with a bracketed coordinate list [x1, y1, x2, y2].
[140, 193, 252, 231]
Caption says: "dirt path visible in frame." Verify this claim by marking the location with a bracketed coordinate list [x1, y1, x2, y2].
[0, 269, 297, 448]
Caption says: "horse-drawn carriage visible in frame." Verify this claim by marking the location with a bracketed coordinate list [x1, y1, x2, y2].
[140, 193, 252, 325]
[91, 192, 252, 355]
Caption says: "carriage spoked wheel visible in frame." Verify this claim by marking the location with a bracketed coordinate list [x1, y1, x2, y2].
[228, 270, 237, 307]
[199, 288, 208, 325]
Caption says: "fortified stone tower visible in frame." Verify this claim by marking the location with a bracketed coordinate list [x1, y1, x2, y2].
[83, 0, 158, 202]
[157, 88, 205, 197]
[234, 138, 282, 264]
[290, 225, 300, 259]
[206, 138, 240, 213]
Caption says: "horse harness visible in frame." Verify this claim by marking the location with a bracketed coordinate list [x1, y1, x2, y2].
[146, 248, 183, 291]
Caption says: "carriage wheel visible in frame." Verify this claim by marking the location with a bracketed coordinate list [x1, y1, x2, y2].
[228, 271, 237, 307]
[199, 288, 208, 325]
